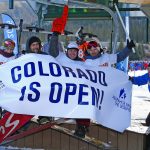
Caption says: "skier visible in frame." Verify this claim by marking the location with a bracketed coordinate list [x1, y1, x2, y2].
[26, 36, 53, 124]
[84, 39, 135, 67]
[26, 36, 47, 54]
[0, 38, 16, 118]
[0, 38, 16, 64]
[129, 63, 150, 88]
[48, 5, 91, 138]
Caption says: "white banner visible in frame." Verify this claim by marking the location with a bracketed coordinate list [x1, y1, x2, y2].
[0, 54, 132, 132]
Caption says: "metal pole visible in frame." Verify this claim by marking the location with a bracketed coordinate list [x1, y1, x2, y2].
[146, 18, 149, 43]
[9, 0, 14, 9]
[18, 19, 23, 52]
[114, 3, 135, 53]
[124, 5, 130, 73]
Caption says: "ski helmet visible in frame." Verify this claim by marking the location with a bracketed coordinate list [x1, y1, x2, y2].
[3, 38, 15, 50]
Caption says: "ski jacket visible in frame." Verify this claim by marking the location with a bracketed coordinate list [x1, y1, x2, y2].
[131, 73, 150, 86]
[42, 41, 63, 55]
[0, 50, 15, 65]
[49, 33, 83, 65]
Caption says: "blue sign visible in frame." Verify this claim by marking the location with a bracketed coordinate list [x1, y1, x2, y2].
[1, 13, 18, 55]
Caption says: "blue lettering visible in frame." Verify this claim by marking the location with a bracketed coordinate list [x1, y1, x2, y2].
[11, 66, 21, 83]
[28, 82, 41, 102]
[78, 84, 89, 105]
[86, 69, 97, 83]
[76, 69, 89, 80]
[62, 66, 77, 77]
[98, 71, 107, 86]
[38, 61, 49, 76]
[49, 63, 61, 77]
[91, 87, 100, 107]
[24, 62, 35, 77]
[49, 82, 62, 103]
[64, 83, 77, 104]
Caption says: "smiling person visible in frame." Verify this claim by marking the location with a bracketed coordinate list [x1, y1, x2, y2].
[85, 39, 135, 67]
[25, 36, 53, 125]
[0, 38, 16, 65]
[0, 38, 16, 118]
[26, 36, 47, 55]
[48, 5, 92, 138]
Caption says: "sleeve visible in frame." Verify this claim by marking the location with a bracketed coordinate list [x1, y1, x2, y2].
[117, 46, 132, 63]
[107, 53, 117, 65]
[132, 73, 149, 86]
[49, 32, 59, 58]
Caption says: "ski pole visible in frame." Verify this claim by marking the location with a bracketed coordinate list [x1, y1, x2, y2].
[114, 3, 135, 53]
[18, 19, 23, 52]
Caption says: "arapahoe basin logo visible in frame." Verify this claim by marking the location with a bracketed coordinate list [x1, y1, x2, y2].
[112, 88, 131, 112]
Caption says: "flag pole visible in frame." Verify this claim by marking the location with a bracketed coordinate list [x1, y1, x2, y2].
[114, 3, 135, 53]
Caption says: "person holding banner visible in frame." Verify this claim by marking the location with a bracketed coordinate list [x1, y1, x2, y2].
[26, 36, 47, 55]
[26, 35, 54, 124]
[50, 37, 90, 138]
[49, 5, 91, 138]
[42, 33, 63, 55]
[0, 38, 16, 65]
[85, 39, 135, 67]
[0, 38, 16, 118]
[49, 4, 135, 138]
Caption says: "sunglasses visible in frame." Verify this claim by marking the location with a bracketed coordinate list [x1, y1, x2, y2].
[87, 41, 99, 49]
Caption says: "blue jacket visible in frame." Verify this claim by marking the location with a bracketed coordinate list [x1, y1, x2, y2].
[132, 73, 150, 86]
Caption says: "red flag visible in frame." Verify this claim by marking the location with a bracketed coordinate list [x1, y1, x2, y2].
[0, 112, 33, 143]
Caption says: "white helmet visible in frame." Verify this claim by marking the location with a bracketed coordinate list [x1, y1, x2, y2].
[67, 42, 79, 50]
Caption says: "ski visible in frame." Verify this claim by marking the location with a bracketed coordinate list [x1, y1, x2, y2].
[51, 125, 112, 149]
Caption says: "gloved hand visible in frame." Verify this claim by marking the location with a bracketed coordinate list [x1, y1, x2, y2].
[128, 76, 133, 82]
[51, 5, 68, 34]
[127, 39, 135, 49]
[148, 63, 150, 75]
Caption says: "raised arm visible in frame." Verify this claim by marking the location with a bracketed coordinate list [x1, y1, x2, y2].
[129, 63, 150, 86]
[49, 32, 60, 57]
[49, 5, 68, 58]
[130, 73, 149, 86]
[117, 40, 135, 63]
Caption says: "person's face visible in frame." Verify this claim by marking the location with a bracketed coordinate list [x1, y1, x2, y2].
[67, 49, 78, 60]
[4, 47, 14, 54]
[88, 46, 99, 57]
[30, 42, 40, 53]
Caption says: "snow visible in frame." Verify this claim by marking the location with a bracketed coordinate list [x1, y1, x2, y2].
[127, 70, 150, 134]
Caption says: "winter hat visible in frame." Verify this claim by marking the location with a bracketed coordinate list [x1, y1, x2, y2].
[3, 38, 15, 50]
[67, 42, 79, 50]
[28, 36, 41, 48]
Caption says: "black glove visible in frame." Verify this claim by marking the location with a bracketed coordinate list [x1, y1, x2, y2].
[128, 76, 133, 82]
[52, 31, 60, 36]
[127, 39, 135, 49]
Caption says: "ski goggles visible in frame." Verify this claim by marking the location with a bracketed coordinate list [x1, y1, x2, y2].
[87, 41, 99, 49]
